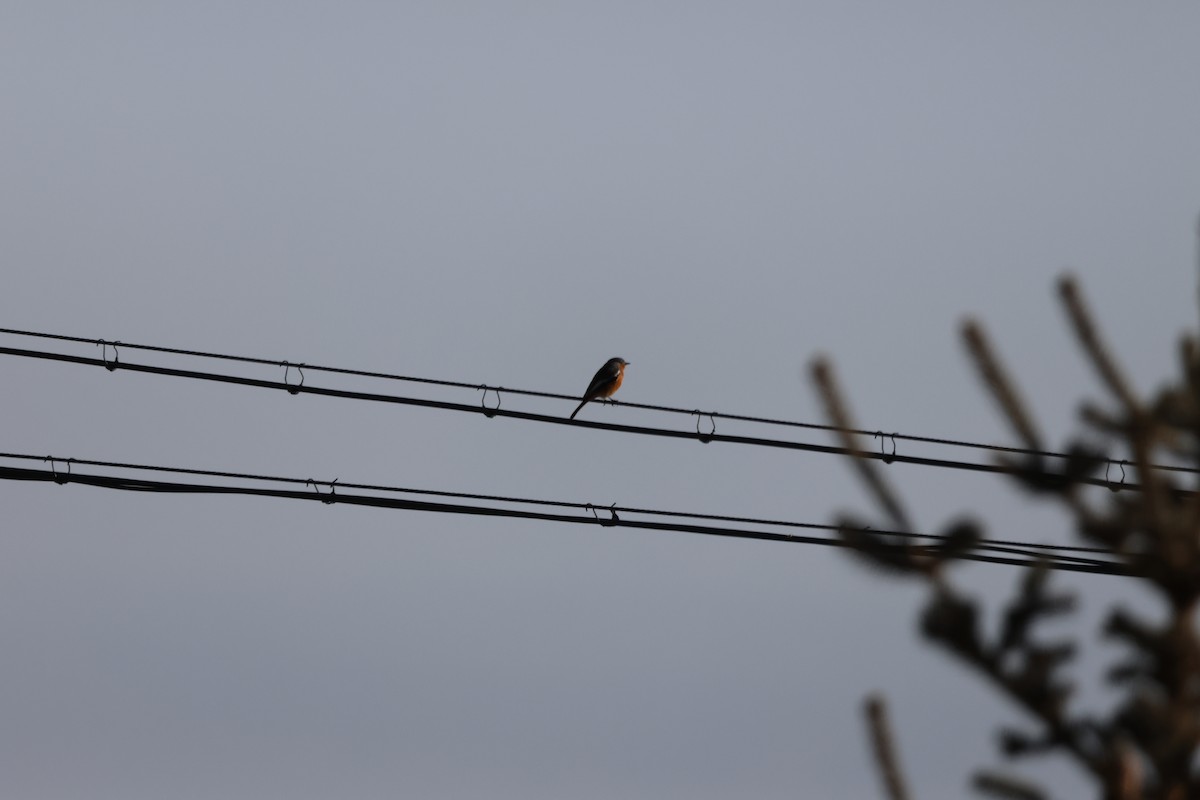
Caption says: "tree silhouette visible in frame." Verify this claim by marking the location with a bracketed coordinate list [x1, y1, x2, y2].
[812, 271, 1200, 800]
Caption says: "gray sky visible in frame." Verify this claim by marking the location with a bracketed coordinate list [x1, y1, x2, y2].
[2, 3, 1199, 798]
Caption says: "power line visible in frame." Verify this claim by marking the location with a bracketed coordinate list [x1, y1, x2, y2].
[0, 342, 1164, 493]
[1, 326, 1188, 477]
[4, 452, 1129, 576]
[13, 450, 1109, 555]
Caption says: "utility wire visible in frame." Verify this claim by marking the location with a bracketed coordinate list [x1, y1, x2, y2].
[5, 452, 1128, 576]
[12, 451, 1110, 557]
[1, 326, 1190, 477]
[0, 343, 1164, 494]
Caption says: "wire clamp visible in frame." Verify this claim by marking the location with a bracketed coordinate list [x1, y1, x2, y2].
[282, 361, 305, 395]
[306, 478, 338, 504]
[96, 339, 120, 371]
[1106, 459, 1126, 492]
[478, 385, 501, 418]
[694, 411, 717, 443]
[586, 503, 620, 527]
[45, 456, 71, 485]
[874, 431, 897, 464]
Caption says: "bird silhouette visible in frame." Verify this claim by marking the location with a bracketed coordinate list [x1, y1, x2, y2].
[569, 357, 630, 420]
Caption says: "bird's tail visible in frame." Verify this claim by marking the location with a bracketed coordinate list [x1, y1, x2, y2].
[569, 399, 588, 420]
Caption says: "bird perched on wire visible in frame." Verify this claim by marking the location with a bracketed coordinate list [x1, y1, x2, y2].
[569, 357, 630, 420]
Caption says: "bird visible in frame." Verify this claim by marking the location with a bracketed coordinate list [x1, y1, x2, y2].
[569, 357, 630, 420]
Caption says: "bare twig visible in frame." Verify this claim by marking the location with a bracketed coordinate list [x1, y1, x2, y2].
[811, 357, 914, 532]
[972, 771, 1047, 800]
[1194, 214, 1200, 329]
[961, 320, 1044, 452]
[1058, 275, 1141, 416]
[864, 694, 912, 800]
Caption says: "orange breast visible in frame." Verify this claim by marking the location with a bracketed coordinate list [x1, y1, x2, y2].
[600, 365, 625, 397]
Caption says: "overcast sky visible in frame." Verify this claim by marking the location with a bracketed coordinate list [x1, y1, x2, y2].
[3, 3, 1199, 798]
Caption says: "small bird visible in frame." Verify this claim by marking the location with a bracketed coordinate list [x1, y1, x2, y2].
[569, 357, 630, 420]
